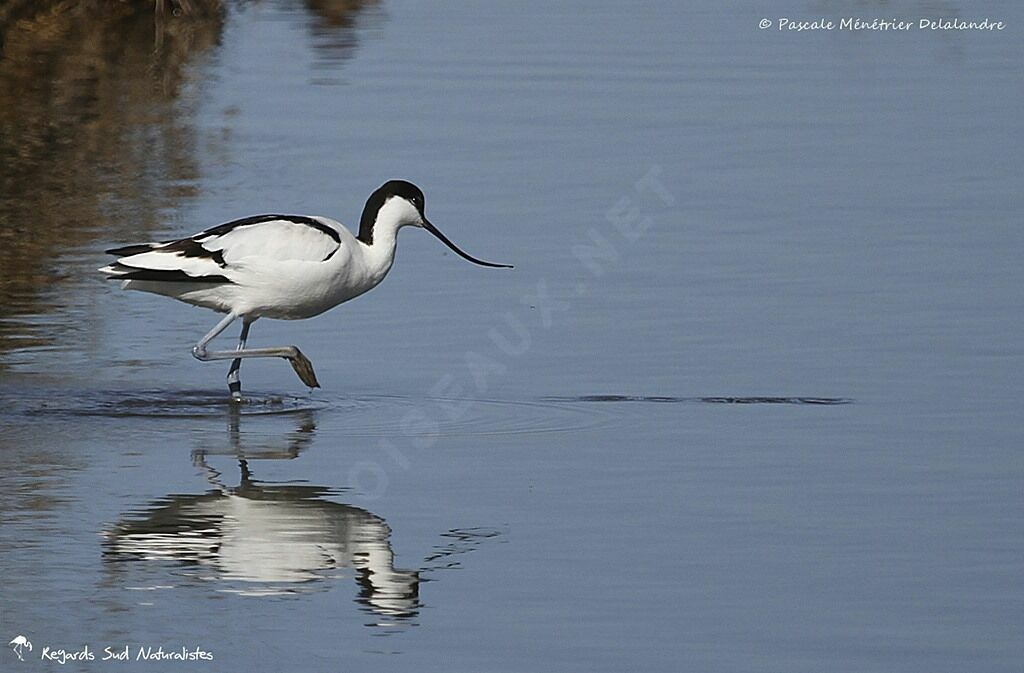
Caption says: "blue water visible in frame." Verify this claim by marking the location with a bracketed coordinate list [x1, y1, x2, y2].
[1, 1, 1022, 671]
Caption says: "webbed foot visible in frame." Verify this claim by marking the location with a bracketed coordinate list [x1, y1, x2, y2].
[286, 349, 321, 388]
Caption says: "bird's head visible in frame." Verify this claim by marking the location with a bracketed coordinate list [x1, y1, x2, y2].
[358, 180, 513, 268]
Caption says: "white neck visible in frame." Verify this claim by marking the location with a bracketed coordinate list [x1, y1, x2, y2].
[358, 196, 418, 283]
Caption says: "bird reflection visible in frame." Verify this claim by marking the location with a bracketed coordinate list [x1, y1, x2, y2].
[103, 412, 420, 625]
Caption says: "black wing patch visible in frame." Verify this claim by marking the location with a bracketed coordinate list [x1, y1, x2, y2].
[105, 265, 231, 284]
[106, 243, 157, 256]
[197, 214, 342, 245]
[161, 238, 228, 267]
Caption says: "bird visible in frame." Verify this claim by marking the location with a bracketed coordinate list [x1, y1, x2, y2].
[104, 458, 420, 612]
[101, 180, 512, 400]
[9, 636, 32, 661]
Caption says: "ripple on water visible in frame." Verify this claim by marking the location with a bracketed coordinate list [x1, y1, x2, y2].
[12, 388, 336, 418]
[2, 386, 848, 435]
[543, 395, 852, 405]
[2, 387, 613, 436]
[313, 394, 614, 437]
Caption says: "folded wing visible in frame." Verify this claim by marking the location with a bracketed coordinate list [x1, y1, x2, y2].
[101, 215, 343, 283]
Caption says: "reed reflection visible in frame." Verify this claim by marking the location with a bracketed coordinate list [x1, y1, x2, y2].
[0, 0, 378, 359]
[297, 0, 382, 66]
[0, 1, 224, 355]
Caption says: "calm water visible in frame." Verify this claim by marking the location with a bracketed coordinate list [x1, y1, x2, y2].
[1, 1, 1022, 671]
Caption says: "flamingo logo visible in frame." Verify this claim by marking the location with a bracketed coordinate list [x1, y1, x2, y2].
[8, 636, 32, 661]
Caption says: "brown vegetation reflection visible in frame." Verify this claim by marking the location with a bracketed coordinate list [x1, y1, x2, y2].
[0, 0, 378, 360]
[299, 0, 381, 65]
[0, 0, 225, 355]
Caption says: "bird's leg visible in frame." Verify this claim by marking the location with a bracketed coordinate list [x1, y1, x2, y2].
[226, 319, 252, 400]
[193, 312, 238, 358]
[192, 313, 321, 390]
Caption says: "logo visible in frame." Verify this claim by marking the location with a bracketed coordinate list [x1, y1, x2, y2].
[9, 636, 32, 661]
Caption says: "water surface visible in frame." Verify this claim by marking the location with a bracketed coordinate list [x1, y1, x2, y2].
[1, 1, 1022, 671]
